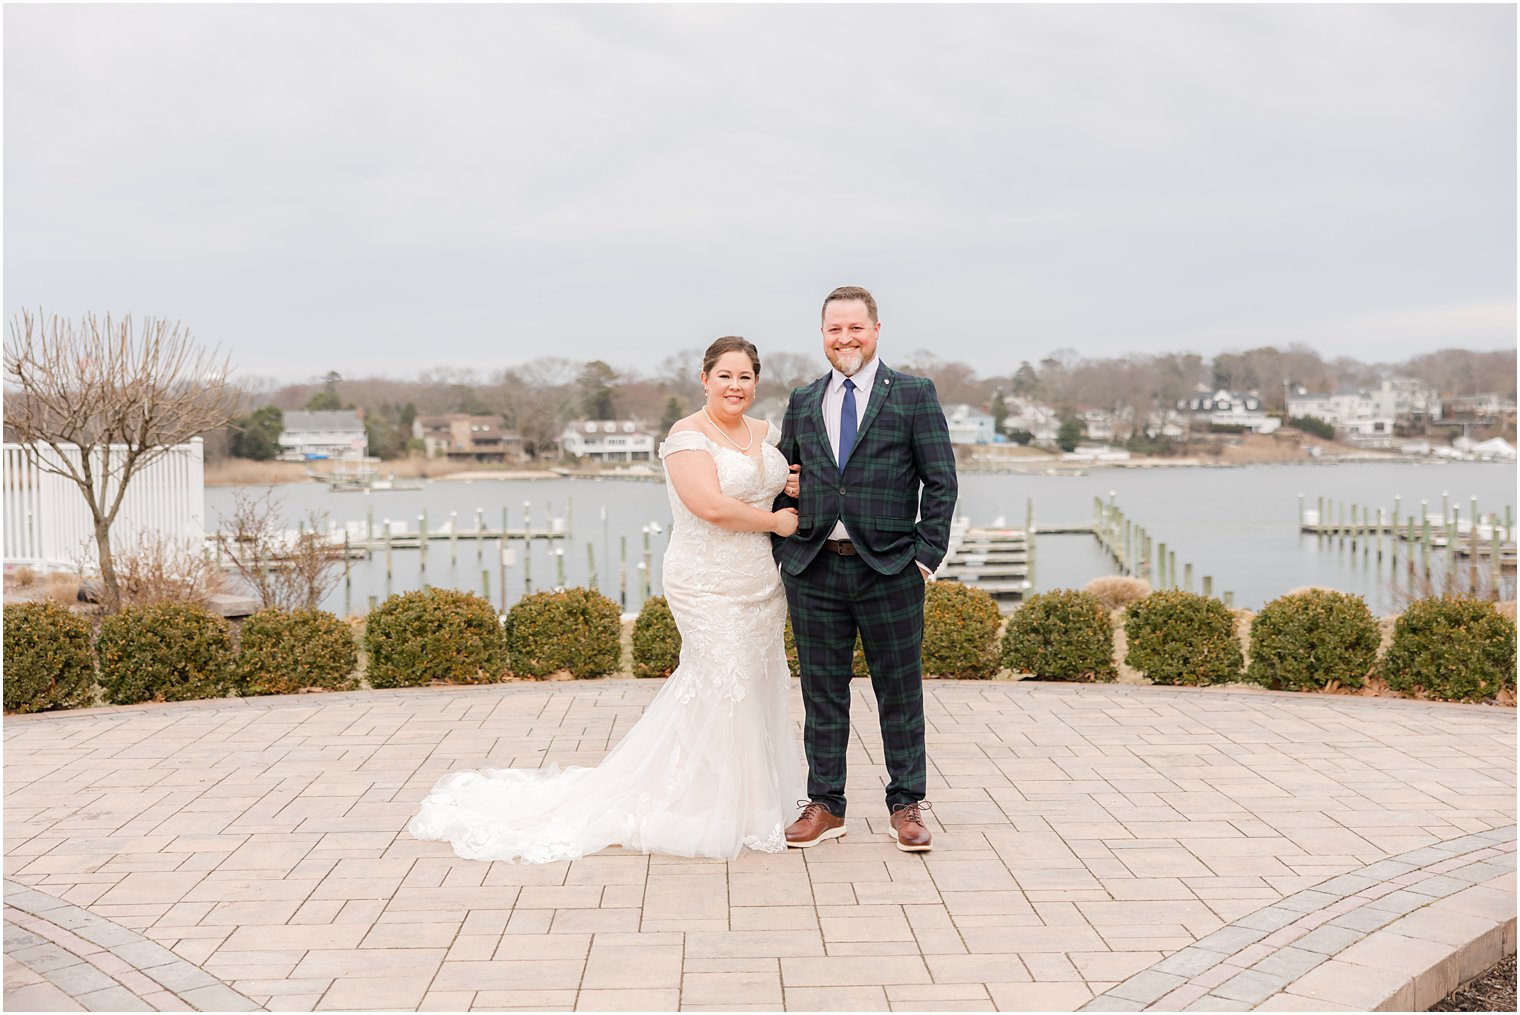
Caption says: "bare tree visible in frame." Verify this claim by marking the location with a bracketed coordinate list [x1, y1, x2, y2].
[498, 357, 581, 457]
[213, 490, 346, 611]
[4, 311, 238, 612]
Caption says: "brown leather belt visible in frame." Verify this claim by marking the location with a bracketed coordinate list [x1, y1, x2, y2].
[822, 538, 858, 556]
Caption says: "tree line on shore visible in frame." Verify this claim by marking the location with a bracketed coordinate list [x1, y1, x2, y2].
[218, 344, 1517, 462]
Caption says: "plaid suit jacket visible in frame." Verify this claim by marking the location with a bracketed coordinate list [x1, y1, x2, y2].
[772, 363, 958, 577]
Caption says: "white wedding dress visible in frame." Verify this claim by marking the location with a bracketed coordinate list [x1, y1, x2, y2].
[408, 422, 802, 863]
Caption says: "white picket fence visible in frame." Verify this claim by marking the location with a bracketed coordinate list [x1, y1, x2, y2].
[2, 439, 205, 571]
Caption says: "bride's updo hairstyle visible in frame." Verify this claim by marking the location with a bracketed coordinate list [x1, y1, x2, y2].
[702, 336, 761, 378]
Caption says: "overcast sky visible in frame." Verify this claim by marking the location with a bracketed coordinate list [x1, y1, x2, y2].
[4, 4, 1515, 385]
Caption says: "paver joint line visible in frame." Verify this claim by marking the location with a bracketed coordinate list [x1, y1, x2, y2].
[4, 878, 263, 1012]
[5, 679, 1514, 1013]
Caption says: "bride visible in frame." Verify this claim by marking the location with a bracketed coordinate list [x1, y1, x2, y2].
[408, 336, 805, 862]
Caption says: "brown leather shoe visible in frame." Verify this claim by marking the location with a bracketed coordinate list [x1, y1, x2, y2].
[785, 801, 846, 848]
[890, 802, 932, 852]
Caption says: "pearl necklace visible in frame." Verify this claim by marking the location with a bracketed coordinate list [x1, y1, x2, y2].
[702, 405, 754, 451]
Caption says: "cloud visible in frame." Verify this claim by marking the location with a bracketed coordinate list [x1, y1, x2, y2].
[4, 5, 1513, 381]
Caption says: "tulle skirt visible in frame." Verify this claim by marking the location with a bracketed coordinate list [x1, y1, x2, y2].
[407, 558, 802, 863]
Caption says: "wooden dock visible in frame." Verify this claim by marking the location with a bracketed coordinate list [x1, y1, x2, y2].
[935, 515, 1035, 607]
[1298, 495, 1517, 593]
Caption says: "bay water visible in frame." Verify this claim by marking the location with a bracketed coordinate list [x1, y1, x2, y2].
[203, 461, 1516, 618]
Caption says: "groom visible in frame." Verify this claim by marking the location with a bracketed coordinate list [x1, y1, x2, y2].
[773, 285, 958, 852]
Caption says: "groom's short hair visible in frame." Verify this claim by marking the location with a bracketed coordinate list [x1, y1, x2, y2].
[822, 286, 877, 323]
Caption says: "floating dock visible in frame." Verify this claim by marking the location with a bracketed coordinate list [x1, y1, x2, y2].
[936, 518, 1032, 606]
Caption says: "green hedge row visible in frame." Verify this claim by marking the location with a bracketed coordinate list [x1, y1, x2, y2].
[632, 582, 1007, 682]
[5, 599, 362, 711]
[7, 585, 1513, 714]
[999, 587, 1513, 703]
[3, 585, 632, 711]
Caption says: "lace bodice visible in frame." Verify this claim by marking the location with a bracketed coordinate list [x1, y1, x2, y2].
[657, 421, 789, 521]
[408, 418, 801, 865]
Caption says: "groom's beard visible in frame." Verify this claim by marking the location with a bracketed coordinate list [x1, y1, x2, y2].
[829, 349, 867, 376]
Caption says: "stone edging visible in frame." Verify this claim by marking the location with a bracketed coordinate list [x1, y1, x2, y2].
[1080, 825, 1518, 1012]
[4, 880, 262, 1012]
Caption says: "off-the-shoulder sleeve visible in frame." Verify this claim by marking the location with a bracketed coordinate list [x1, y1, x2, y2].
[765, 420, 782, 447]
[658, 430, 711, 460]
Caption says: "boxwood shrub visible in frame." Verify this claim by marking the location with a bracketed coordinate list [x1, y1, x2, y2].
[97, 602, 234, 704]
[1002, 589, 1116, 681]
[236, 607, 358, 696]
[3, 601, 97, 713]
[506, 587, 622, 678]
[1382, 596, 1516, 703]
[365, 587, 506, 688]
[922, 581, 1003, 679]
[632, 595, 681, 679]
[1246, 590, 1379, 692]
[1123, 590, 1242, 686]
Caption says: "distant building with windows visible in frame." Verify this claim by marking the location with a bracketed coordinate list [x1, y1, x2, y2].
[1000, 395, 1060, 443]
[561, 419, 655, 462]
[943, 404, 997, 445]
[278, 410, 367, 461]
[1178, 390, 1281, 434]
[1287, 385, 1395, 439]
[1442, 393, 1516, 421]
[413, 414, 523, 462]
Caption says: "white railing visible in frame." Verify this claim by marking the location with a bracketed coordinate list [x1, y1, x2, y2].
[2, 439, 205, 571]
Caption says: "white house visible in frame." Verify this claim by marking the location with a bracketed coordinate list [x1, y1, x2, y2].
[561, 420, 655, 462]
[943, 404, 996, 445]
[1383, 377, 1442, 421]
[1287, 385, 1395, 439]
[1179, 390, 1281, 434]
[278, 410, 367, 461]
[1001, 396, 1061, 443]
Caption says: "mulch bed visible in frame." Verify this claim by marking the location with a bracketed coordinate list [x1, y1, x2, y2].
[1429, 954, 1517, 1012]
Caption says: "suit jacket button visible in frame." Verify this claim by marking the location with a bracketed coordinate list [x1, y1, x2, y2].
[839, 486, 846, 495]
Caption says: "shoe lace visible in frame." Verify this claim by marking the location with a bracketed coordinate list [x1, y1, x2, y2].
[796, 800, 830, 821]
[893, 801, 931, 823]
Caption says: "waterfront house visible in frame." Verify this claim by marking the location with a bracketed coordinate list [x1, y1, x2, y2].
[1383, 377, 1442, 421]
[277, 410, 367, 461]
[1442, 393, 1517, 423]
[943, 404, 997, 445]
[561, 420, 656, 463]
[1179, 389, 1281, 434]
[1287, 385, 1396, 442]
[1078, 407, 1134, 442]
[1001, 396, 1061, 443]
[413, 414, 523, 463]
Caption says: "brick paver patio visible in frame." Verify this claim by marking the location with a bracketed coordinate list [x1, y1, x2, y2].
[4, 679, 1514, 1011]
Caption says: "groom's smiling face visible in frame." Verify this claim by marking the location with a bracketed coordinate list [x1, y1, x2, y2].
[821, 299, 880, 377]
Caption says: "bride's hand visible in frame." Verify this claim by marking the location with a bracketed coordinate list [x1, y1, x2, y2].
[771, 507, 799, 538]
[783, 464, 801, 499]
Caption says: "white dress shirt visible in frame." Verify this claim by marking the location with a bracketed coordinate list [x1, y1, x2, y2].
[823, 357, 879, 541]
[818, 357, 930, 577]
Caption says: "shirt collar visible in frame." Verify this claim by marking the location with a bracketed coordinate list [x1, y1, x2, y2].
[830, 355, 881, 394]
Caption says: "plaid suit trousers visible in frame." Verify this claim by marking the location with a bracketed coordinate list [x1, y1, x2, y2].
[783, 551, 926, 818]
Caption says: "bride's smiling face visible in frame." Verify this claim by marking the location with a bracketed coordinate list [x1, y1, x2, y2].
[701, 351, 758, 421]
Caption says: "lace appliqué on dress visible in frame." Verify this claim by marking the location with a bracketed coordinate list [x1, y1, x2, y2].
[408, 420, 802, 864]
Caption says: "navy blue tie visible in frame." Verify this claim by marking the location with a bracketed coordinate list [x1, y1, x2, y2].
[838, 378, 857, 473]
